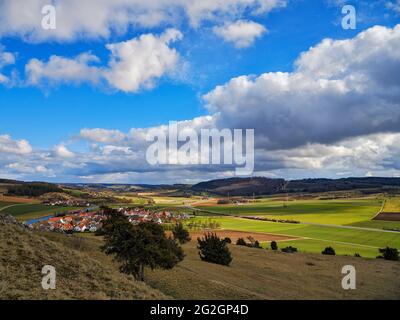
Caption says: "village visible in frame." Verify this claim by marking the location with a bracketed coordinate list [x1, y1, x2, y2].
[27, 207, 191, 233]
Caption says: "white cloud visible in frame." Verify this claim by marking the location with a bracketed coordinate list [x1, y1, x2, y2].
[104, 28, 183, 92]
[0, 46, 16, 84]
[204, 24, 400, 150]
[0, 0, 286, 42]
[52, 144, 75, 158]
[24, 29, 183, 92]
[80, 128, 126, 144]
[213, 20, 267, 48]
[0, 135, 32, 155]
[25, 52, 101, 86]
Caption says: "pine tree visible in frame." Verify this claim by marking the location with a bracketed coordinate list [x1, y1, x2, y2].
[197, 232, 232, 266]
[100, 207, 184, 281]
[172, 222, 191, 244]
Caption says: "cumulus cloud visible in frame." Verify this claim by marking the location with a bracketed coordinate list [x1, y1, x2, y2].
[80, 128, 126, 144]
[204, 24, 400, 150]
[104, 28, 183, 92]
[0, 0, 286, 42]
[0, 135, 32, 155]
[24, 29, 183, 92]
[213, 20, 267, 48]
[2, 24, 400, 183]
[52, 144, 75, 158]
[25, 53, 101, 86]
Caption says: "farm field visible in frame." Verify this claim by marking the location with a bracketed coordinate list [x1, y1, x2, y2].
[0, 201, 18, 209]
[115, 195, 148, 205]
[349, 220, 400, 230]
[269, 239, 379, 258]
[151, 196, 199, 205]
[382, 197, 400, 212]
[193, 198, 382, 226]
[1, 204, 82, 221]
[190, 216, 400, 258]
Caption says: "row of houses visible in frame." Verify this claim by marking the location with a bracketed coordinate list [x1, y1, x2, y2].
[118, 207, 191, 224]
[29, 211, 104, 233]
[44, 200, 92, 207]
[29, 207, 191, 233]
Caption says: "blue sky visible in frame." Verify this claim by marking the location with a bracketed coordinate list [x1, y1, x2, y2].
[0, 0, 400, 183]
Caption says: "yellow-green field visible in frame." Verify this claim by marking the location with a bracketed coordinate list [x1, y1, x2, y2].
[189, 213, 400, 258]
[193, 198, 382, 226]
[383, 197, 400, 212]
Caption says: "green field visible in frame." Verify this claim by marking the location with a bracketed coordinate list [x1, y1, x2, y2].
[194, 198, 382, 226]
[1, 204, 82, 221]
[348, 220, 400, 230]
[267, 239, 380, 258]
[190, 216, 400, 258]
[0, 201, 18, 209]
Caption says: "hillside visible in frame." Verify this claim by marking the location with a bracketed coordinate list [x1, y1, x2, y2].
[191, 177, 285, 196]
[191, 177, 400, 196]
[146, 241, 400, 300]
[0, 214, 166, 300]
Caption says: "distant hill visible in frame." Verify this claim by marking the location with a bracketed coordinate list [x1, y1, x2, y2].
[6, 182, 63, 197]
[191, 177, 400, 196]
[0, 178, 23, 184]
[191, 177, 286, 196]
[0, 214, 166, 299]
[3, 176, 400, 198]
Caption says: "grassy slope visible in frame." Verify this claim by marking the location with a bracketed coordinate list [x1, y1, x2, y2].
[0, 218, 166, 300]
[146, 241, 400, 300]
[191, 217, 400, 258]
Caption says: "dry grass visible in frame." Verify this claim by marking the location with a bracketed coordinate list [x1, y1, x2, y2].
[0, 218, 166, 300]
[146, 241, 400, 300]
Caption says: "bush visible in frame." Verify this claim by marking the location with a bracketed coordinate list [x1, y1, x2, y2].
[236, 238, 247, 246]
[172, 222, 191, 244]
[217, 199, 231, 204]
[354, 253, 361, 258]
[378, 247, 399, 261]
[224, 237, 232, 244]
[281, 246, 297, 253]
[322, 247, 336, 255]
[246, 236, 262, 249]
[270, 241, 278, 251]
[197, 232, 232, 266]
[253, 240, 262, 249]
